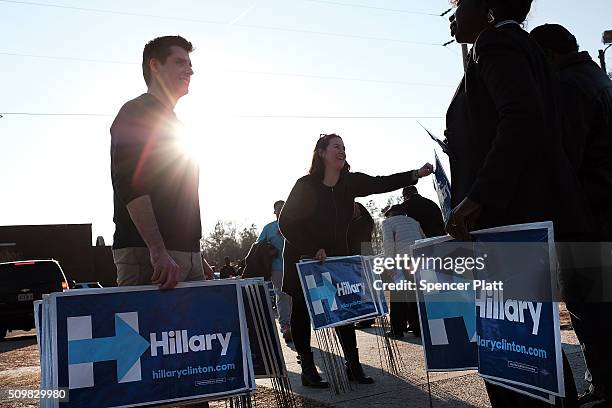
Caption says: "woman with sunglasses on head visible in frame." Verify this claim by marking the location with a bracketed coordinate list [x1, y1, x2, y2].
[445, 0, 590, 407]
[278, 133, 433, 388]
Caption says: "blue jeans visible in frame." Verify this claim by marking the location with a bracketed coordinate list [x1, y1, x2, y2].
[270, 269, 292, 329]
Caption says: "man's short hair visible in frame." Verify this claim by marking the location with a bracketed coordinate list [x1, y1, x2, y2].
[142, 35, 194, 86]
[402, 186, 418, 199]
[531, 24, 579, 55]
[274, 200, 285, 214]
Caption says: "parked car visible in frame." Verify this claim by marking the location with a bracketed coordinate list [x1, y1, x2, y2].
[0, 259, 70, 339]
[73, 282, 103, 289]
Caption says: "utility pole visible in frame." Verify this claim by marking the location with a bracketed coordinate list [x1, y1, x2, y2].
[599, 30, 612, 73]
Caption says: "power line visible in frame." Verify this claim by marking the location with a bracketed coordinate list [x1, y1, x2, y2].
[0, 0, 445, 46]
[302, 0, 442, 16]
[0, 51, 134, 65]
[237, 114, 444, 119]
[0, 112, 443, 119]
[0, 112, 112, 117]
[1, 51, 455, 88]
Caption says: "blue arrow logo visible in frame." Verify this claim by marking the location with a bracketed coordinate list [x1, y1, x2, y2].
[308, 273, 338, 310]
[68, 315, 150, 381]
[424, 290, 476, 341]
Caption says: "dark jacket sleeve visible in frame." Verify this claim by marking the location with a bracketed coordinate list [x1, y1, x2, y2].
[110, 103, 159, 205]
[468, 29, 546, 207]
[559, 79, 593, 171]
[349, 171, 418, 198]
[278, 177, 320, 256]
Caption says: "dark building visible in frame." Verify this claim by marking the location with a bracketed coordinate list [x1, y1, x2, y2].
[0, 224, 117, 287]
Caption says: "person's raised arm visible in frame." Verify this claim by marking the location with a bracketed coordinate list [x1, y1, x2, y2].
[350, 163, 433, 198]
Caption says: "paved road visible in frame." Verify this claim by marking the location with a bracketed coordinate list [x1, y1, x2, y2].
[0, 327, 592, 407]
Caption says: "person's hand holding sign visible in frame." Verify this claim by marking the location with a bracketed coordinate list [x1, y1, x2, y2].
[314, 249, 327, 263]
[417, 163, 434, 178]
[151, 250, 181, 289]
[446, 197, 482, 241]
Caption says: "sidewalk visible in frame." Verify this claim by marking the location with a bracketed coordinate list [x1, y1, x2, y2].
[258, 324, 588, 408]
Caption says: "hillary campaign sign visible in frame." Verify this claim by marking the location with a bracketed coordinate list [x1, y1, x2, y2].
[37, 281, 255, 408]
[412, 236, 479, 371]
[472, 222, 564, 401]
[412, 222, 563, 403]
[433, 151, 452, 225]
[297, 256, 382, 329]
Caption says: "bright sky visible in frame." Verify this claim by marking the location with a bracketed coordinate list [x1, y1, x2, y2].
[1, 0, 610, 244]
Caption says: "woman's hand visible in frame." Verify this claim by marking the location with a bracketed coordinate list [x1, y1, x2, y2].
[417, 163, 434, 178]
[446, 197, 483, 241]
[314, 249, 327, 263]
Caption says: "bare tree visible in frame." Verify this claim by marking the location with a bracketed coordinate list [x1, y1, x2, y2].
[201, 221, 259, 266]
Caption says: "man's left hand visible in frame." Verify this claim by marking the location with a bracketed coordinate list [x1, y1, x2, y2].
[446, 197, 482, 241]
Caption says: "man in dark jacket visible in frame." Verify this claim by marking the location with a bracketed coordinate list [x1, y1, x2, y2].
[531, 24, 612, 242]
[395, 186, 445, 238]
[532, 24, 612, 406]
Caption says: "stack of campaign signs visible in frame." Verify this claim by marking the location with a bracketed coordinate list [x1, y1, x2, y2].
[241, 278, 295, 407]
[35, 280, 256, 408]
[296, 256, 400, 393]
[412, 222, 564, 404]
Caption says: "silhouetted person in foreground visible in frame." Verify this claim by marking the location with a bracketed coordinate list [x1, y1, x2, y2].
[532, 23, 612, 407]
[111, 36, 207, 289]
[446, 1, 591, 406]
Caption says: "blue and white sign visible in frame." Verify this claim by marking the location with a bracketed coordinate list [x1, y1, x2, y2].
[412, 222, 563, 403]
[412, 236, 478, 371]
[38, 281, 254, 407]
[472, 222, 563, 401]
[297, 256, 380, 329]
[433, 150, 452, 225]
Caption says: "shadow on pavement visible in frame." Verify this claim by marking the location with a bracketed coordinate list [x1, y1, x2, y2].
[0, 335, 37, 353]
[282, 344, 481, 408]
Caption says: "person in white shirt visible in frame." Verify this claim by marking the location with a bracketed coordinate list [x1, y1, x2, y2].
[382, 205, 425, 338]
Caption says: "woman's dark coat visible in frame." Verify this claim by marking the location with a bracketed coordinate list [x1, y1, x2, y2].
[279, 171, 418, 297]
[444, 24, 592, 239]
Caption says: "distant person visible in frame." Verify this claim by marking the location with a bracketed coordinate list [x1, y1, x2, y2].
[382, 207, 425, 338]
[446, 1, 589, 406]
[347, 202, 375, 256]
[396, 186, 445, 238]
[532, 23, 612, 406]
[219, 256, 237, 279]
[235, 259, 246, 277]
[110, 35, 205, 289]
[257, 200, 293, 343]
[348, 202, 376, 329]
[279, 132, 433, 388]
